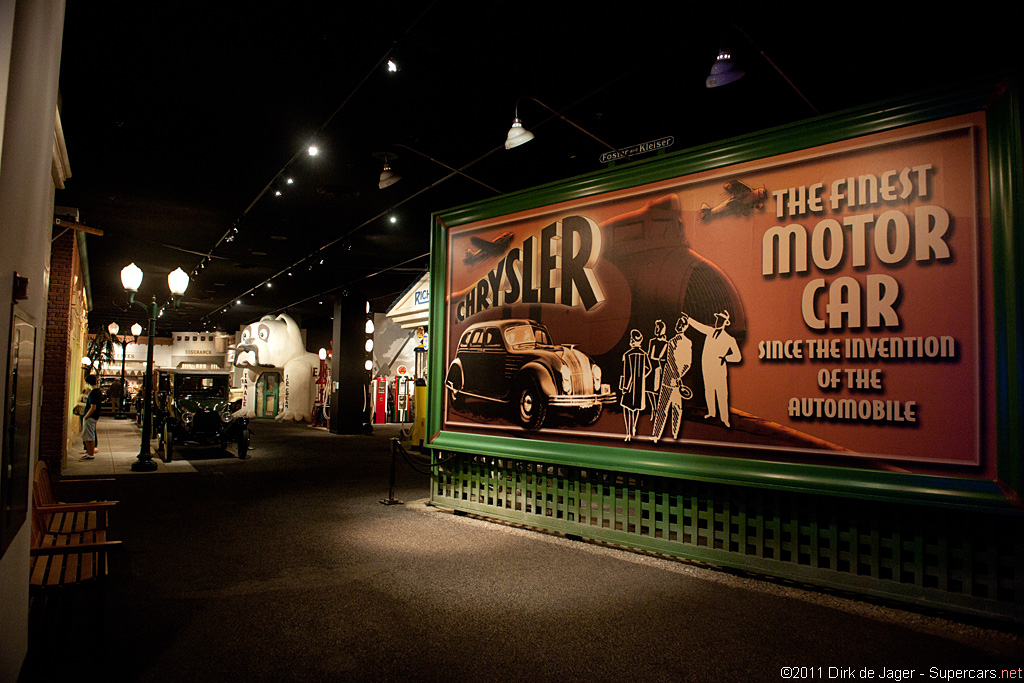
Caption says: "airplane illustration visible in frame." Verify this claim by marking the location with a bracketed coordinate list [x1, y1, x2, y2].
[699, 179, 768, 221]
[464, 231, 514, 264]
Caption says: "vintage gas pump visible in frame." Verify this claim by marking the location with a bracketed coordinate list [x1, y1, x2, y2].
[393, 370, 410, 422]
[409, 327, 428, 450]
[372, 376, 388, 424]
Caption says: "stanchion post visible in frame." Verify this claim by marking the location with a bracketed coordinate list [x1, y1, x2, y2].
[379, 439, 403, 505]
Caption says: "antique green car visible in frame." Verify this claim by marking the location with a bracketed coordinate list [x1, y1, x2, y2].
[158, 369, 249, 460]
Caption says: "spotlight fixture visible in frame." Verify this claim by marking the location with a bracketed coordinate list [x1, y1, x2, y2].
[286, 177, 294, 185]
[386, 59, 399, 73]
[308, 145, 319, 157]
[274, 190, 282, 197]
[389, 215, 397, 224]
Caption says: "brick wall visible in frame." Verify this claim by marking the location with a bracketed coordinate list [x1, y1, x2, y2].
[40, 228, 76, 471]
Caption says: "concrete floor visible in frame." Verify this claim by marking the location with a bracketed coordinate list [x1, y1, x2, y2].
[64, 415, 198, 476]
[23, 418, 1024, 682]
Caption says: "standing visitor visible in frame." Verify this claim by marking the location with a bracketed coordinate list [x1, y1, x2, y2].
[81, 375, 104, 460]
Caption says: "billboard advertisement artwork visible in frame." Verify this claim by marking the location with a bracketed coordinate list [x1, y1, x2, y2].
[436, 111, 1003, 488]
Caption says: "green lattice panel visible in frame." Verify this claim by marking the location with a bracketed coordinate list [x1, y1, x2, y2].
[431, 451, 1024, 621]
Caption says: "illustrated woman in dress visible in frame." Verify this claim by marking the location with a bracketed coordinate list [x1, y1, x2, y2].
[619, 329, 650, 442]
[646, 320, 667, 418]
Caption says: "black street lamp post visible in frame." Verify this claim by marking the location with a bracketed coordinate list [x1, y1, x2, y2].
[107, 322, 143, 419]
[108, 322, 126, 418]
[120, 263, 189, 472]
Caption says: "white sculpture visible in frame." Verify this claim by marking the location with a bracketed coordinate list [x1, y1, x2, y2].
[233, 313, 319, 422]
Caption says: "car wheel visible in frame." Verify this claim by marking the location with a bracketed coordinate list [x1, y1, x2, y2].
[578, 404, 602, 426]
[448, 366, 465, 410]
[516, 378, 547, 431]
[237, 428, 250, 460]
[163, 421, 174, 462]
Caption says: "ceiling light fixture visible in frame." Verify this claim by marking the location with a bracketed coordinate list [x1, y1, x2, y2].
[375, 145, 500, 194]
[386, 59, 399, 73]
[705, 49, 744, 88]
[308, 145, 319, 157]
[504, 114, 534, 149]
[378, 153, 401, 189]
[504, 97, 618, 153]
[705, 24, 818, 114]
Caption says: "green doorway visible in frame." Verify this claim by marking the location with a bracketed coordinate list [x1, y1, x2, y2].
[256, 372, 280, 418]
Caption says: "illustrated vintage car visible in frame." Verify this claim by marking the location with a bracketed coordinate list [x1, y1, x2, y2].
[157, 369, 250, 460]
[445, 319, 615, 430]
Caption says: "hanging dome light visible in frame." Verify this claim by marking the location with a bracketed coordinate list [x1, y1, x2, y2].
[504, 117, 535, 149]
[379, 161, 400, 189]
[705, 49, 744, 88]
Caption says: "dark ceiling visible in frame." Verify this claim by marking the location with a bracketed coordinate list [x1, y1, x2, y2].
[55, 3, 1023, 337]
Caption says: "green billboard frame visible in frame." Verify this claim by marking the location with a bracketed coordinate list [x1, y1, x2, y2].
[427, 78, 1023, 511]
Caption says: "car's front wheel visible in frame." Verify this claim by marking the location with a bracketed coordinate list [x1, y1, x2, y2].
[163, 421, 174, 462]
[237, 428, 250, 460]
[578, 404, 602, 426]
[516, 378, 547, 431]
[447, 365, 465, 410]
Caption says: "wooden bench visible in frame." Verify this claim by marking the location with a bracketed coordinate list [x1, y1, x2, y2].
[30, 461, 121, 589]
[33, 461, 117, 537]
[30, 508, 121, 588]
